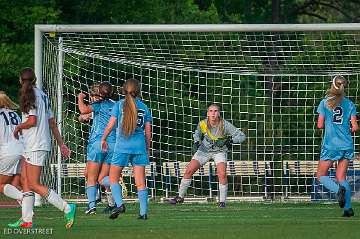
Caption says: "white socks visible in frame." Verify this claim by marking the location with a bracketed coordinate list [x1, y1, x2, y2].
[106, 191, 115, 207]
[3, 184, 22, 201]
[22, 191, 34, 223]
[219, 183, 228, 203]
[46, 189, 70, 214]
[178, 178, 192, 198]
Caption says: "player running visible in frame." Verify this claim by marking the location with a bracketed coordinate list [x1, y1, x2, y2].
[9, 68, 76, 229]
[316, 75, 358, 217]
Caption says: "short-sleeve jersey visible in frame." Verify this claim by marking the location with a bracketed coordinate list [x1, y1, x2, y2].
[22, 87, 54, 152]
[0, 108, 24, 156]
[89, 99, 116, 144]
[111, 98, 152, 154]
[317, 97, 357, 150]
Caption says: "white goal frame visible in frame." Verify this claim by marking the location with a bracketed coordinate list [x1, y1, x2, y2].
[34, 24, 360, 201]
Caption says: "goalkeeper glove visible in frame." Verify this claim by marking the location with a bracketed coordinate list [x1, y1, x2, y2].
[214, 138, 233, 148]
[225, 138, 233, 149]
[192, 141, 200, 153]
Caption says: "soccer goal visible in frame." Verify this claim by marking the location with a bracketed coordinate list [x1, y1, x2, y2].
[33, 24, 360, 203]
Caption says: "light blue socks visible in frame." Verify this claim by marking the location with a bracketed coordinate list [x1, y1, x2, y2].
[138, 188, 148, 216]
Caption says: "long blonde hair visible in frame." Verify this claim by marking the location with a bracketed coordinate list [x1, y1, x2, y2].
[122, 79, 141, 137]
[0, 91, 18, 110]
[207, 103, 224, 137]
[326, 75, 347, 109]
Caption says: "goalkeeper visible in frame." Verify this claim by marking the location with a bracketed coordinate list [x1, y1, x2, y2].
[169, 103, 246, 208]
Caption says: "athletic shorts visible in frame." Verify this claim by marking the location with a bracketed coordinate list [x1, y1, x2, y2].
[24, 150, 48, 167]
[111, 153, 149, 167]
[320, 148, 354, 161]
[193, 150, 227, 166]
[0, 154, 22, 176]
[87, 141, 114, 165]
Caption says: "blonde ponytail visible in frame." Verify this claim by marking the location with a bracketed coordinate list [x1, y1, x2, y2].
[326, 75, 347, 109]
[121, 79, 141, 137]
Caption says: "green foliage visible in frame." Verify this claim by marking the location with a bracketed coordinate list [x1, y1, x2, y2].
[0, 0, 60, 99]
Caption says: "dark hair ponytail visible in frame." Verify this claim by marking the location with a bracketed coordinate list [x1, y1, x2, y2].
[19, 68, 36, 113]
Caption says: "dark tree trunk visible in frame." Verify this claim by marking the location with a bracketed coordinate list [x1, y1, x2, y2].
[272, 0, 281, 23]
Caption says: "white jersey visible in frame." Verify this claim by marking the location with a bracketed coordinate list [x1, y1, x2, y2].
[22, 87, 54, 152]
[0, 108, 24, 156]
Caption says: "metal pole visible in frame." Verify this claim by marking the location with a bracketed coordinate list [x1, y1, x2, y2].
[57, 37, 64, 196]
[34, 25, 43, 89]
[35, 23, 360, 33]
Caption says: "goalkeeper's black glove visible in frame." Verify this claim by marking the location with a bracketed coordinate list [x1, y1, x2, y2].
[192, 141, 200, 153]
[214, 138, 233, 148]
[225, 138, 233, 149]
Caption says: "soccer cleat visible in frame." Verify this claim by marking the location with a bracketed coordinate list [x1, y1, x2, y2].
[65, 204, 77, 229]
[8, 219, 24, 228]
[137, 214, 148, 220]
[20, 221, 33, 228]
[168, 195, 184, 205]
[343, 208, 355, 217]
[109, 204, 126, 219]
[337, 186, 346, 208]
[85, 206, 96, 215]
[218, 202, 226, 208]
[102, 204, 116, 214]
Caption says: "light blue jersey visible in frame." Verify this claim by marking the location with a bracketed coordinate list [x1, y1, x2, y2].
[89, 99, 116, 144]
[111, 98, 152, 154]
[317, 97, 357, 151]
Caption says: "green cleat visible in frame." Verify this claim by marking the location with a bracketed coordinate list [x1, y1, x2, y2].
[8, 219, 24, 228]
[65, 204, 76, 229]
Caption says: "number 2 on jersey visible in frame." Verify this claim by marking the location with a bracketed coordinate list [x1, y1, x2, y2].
[332, 106, 343, 124]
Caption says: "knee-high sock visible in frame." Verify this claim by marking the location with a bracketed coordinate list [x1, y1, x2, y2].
[339, 180, 352, 209]
[3, 184, 22, 200]
[319, 176, 339, 193]
[95, 184, 101, 201]
[86, 185, 97, 208]
[106, 191, 115, 207]
[219, 183, 228, 203]
[22, 191, 34, 223]
[138, 188, 148, 216]
[46, 189, 71, 214]
[178, 178, 192, 198]
[110, 183, 123, 207]
[101, 176, 110, 187]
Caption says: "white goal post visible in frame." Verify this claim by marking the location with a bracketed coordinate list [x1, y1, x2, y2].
[33, 24, 360, 203]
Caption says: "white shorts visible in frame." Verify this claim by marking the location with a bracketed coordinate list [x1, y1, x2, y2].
[193, 150, 227, 166]
[24, 151, 49, 166]
[0, 154, 22, 176]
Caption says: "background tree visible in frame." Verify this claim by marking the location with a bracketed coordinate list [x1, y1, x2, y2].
[1, 0, 359, 100]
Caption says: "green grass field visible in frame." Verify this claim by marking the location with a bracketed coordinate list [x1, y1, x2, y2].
[0, 202, 359, 239]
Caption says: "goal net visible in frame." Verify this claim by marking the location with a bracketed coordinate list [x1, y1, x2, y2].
[34, 24, 360, 203]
